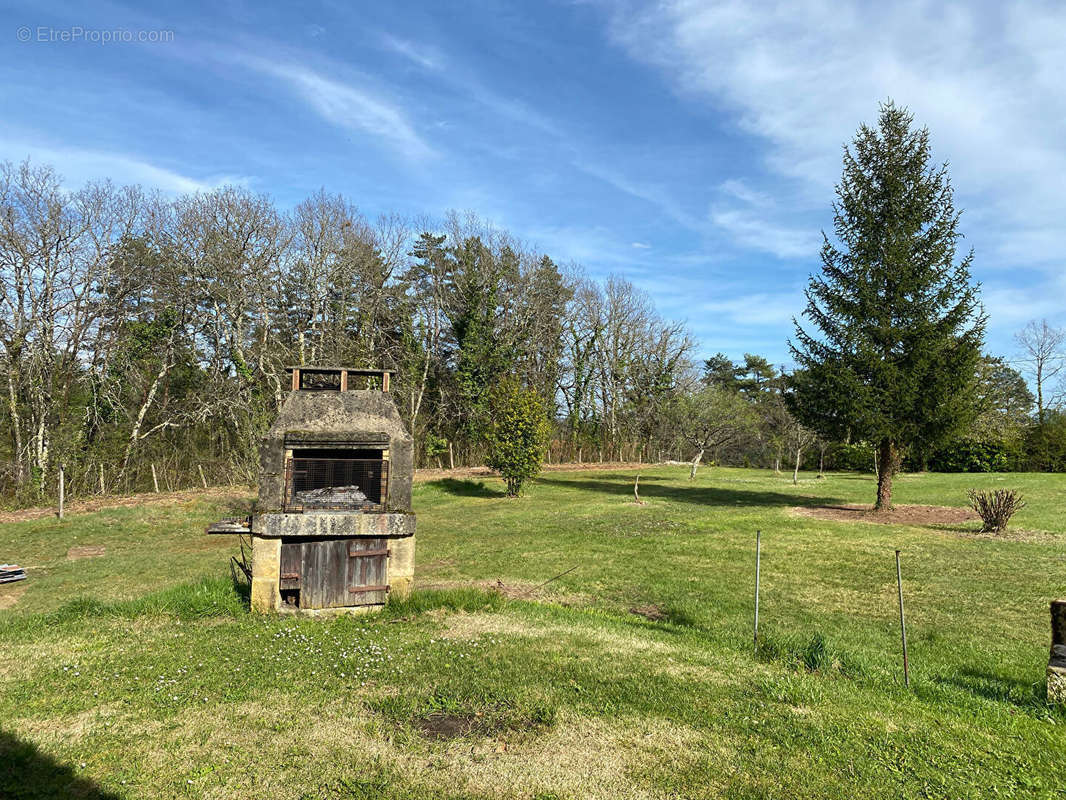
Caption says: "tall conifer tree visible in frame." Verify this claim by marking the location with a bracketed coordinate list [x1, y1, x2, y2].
[789, 102, 985, 509]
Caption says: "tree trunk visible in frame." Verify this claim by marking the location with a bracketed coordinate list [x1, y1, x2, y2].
[875, 439, 899, 511]
[6, 369, 24, 488]
[773, 457, 780, 474]
[793, 448, 802, 485]
[689, 449, 704, 479]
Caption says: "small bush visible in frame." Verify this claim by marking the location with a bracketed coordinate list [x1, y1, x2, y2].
[486, 378, 551, 497]
[966, 488, 1025, 533]
[930, 440, 1014, 473]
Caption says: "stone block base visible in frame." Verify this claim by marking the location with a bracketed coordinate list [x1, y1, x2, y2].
[390, 575, 413, 600]
[246, 530, 413, 614]
[1049, 665, 1066, 705]
[251, 577, 279, 613]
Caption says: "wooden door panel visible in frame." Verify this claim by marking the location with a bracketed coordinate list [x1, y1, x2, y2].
[348, 537, 389, 605]
[280, 541, 302, 590]
[300, 539, 350, 609]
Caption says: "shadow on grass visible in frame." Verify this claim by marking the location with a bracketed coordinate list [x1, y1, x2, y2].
[430, 478, 507, 498]
[0, 730, 121, 799]
[932, 667, 1053, 711]
[535, 475, 844, 509]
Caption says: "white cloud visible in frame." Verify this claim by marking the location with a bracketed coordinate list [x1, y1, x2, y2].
[631, 241, 651, 249]
[574, 159, 702, 230]
[709, 177, 819, 259]
[702, 291, 805, 327]
[0, 140, 243, 193]
[239, 57, 435, 161]
[708, 205, 818, 260]
[380, 34, 445, 71]
[599, 0, 1066, 266]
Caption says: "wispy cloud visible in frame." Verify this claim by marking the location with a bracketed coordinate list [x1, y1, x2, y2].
[380, 34, 445, 71]
[709, 178, 819, 259]
[599, 0, 1066, 267]
[702, 291, 805, 328]
[238, 56, 435, 161]
[574, 159, 702, 230]
[0, 140, 244, 193]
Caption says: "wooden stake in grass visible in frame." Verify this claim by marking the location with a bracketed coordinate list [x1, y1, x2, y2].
[99, 463, 105, 494]
[633, 474, 646, 505]
[754, 530, 761, 650]
[58, 464, 65, 520]
[895, 549, 910, 688]
[198, 463, 208, 489]
[151, 463, 160, 493]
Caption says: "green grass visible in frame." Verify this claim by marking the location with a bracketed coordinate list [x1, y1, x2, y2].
[1, 467, 1064, 799]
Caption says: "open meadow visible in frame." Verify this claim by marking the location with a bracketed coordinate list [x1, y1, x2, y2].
[1, 466, 1064, 799]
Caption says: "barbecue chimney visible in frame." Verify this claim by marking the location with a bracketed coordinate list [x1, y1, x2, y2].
[213, 367, 416, 614]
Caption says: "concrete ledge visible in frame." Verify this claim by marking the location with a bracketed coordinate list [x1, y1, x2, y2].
[278, 604, 382, 618]
[251, 512, 415, 538]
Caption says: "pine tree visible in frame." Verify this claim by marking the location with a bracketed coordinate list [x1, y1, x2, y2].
[789, 102, 985, 509]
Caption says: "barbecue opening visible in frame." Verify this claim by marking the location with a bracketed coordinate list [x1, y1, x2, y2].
[284, 449, 388, 511]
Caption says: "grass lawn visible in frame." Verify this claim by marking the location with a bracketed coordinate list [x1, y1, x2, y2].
[1, 466, 1064, 799]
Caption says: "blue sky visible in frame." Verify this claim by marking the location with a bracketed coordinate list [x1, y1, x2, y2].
[4, 0, 1065, 367]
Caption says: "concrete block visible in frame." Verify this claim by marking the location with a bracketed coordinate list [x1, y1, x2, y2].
[251, 536, 281, 579]
[1048, 599, 1066, 704]
[390, 575, 413, 601]
[1049, 665, 1066, 705]
[390, 535, 416, 579]
[251, 577, 279, 613]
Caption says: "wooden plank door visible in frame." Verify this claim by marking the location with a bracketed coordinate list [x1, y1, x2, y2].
[280, 541, 303, 606]
[300, 539, 351, 609]
[347, 538, 389, 605]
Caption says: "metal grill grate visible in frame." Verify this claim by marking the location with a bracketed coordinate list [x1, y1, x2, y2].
[284, 458, 388, 511]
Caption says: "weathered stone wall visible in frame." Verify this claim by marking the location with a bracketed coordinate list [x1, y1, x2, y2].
[389, 535, 416, 600]
[1049, 599, 1066, 705]
[250, 536, 281, 613]
[257, 389, 414, 512]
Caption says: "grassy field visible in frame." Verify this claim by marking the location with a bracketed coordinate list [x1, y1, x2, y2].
[1, 466, 1064, 799]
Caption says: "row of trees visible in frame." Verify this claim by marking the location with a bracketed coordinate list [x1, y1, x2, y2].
[2, 102, 1064, 507]
[0, 159, 697, 502]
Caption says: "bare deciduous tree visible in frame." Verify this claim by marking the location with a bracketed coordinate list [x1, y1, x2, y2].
[674, 387, 756, 479]
[1015, 319, 1065, 425]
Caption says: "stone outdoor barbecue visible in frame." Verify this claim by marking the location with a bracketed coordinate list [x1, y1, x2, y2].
[209, 367, 415, 614]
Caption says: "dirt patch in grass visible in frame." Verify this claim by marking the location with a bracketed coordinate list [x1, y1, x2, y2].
[66, 545, 106, 560]
[413, 712, 517, 741]
[792, 503, 978, 527]
[0, 486, 253, 524]
[0, 584, 26, 610]
[630, 604, 667, 622]
[0, 463, 668, 521]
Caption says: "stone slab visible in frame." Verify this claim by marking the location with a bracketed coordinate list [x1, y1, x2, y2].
[251, 512, 415, 539]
